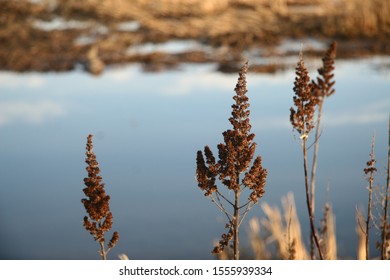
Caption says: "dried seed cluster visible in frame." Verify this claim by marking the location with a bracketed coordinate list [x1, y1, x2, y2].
[196, 62, 267, 256]
[196, 62, 267, 202]
[313, 42, 337, 100]
[212, 223, 234, 254]
[82, 134, 119, 257]
[290, 53, 318, 136]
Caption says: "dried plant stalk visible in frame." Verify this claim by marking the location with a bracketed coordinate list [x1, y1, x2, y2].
[308, 41, 337, 257]
[260, 193, 309, 260]
[81, 134, 119, 260]
[310, 41, 336, 217]
[290, 52, 323, 260]
[381, 116, 390, 260]
[356, 208, 367, 260]
[363, 133, 377, 260]
[196, 61, 267, 260]
[318, 199, 337, 260]
[247, 218, 268, 260]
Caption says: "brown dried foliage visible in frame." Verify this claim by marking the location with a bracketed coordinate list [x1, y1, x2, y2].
[290, 52, 324, 259]
[212, 223, 234, 255]
[308, 42, 337, 258]
[82, 134, 119, 259]
[196, 61, 267, 259]
[290, 53, 318, 136]
[313, 42, 336, 101]
[363, 134, 376, 259]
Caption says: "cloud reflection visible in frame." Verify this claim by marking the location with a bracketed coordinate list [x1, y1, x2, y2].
[0, 72, 45, 88]
[0, 100, 66, 125]
[254, 99, 390, 130]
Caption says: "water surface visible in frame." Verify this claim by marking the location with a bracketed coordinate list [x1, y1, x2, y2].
[0, 59, 389, 259]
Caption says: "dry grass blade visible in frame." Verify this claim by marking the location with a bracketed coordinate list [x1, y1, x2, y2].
[319, 199, 337, 260]
[247, 218, 268, 259]
[260, 193, 309, 260]
[356, 208, 367, 260]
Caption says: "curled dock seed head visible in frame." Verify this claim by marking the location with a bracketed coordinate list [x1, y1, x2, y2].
[196, 147, 218, 196]
[108, 231, 120, 249]
[313, 42, 337, 101]
[212, 223, 234, 255]
[218, 61, 260, 188]
[243, 156, 267, 203]
[82, 134, 119, 256]
[196, 61, 267, 257]
[290, 52, 318, 136]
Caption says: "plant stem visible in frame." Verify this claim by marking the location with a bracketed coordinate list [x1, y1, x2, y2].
[311, 102, 323, 213]
[365, 133, 375, 260]
[309, 101, 324, 258]
[100, 241, 107, 260]
[303, 140, 324, 260]
[233, 186, 240, 260]
[382, 117, 390, 260]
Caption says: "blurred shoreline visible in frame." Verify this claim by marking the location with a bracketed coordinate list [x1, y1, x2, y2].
[1, 0, 390, 75]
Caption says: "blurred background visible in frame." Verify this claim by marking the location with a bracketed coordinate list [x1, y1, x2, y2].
[0, 0, 389, 259]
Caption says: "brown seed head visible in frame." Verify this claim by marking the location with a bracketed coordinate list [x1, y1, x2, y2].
[196, 61, 267, 255]
[81, 134, 119, 250]
[290, 52, 318, 136]
[243, 156, 267, 203]
[313, 42, 337, 101]
[108, 231, 120, 249]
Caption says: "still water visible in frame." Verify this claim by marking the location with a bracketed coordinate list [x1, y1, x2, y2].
[0, 59, 389, 259]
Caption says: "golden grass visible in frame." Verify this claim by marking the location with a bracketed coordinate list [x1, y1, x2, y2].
[356, 209, 367, 260]
[246, 193, 338, 260]
[258, 193, 310, 260]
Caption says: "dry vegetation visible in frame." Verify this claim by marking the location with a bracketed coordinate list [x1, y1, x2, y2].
[82, 134, 119, 260]
[196, 61, 267, 260]
[1, 0, 390, 74]
[80, 43, 390, 260]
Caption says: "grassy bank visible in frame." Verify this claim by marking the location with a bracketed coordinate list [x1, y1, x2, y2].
[1, 0, 390, 74]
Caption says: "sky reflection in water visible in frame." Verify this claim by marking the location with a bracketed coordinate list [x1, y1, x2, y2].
[0, 60, 389, 259]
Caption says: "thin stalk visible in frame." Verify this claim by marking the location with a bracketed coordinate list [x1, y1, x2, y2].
[365, 133, 376, 260]
[233, 180, 240, 260]
[99, 241, 107, 260]
[311, 102, 323, 212]
[310, 101, 324, 258]
[238, 202, 253, 227]
[212, 193, 233, 222]
[303, 140, 324, 260]
[381, 117, 390, 259]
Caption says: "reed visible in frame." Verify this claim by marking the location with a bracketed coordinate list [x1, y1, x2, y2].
[196, 61, 267, 260]
[81, 134, 119, 260]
